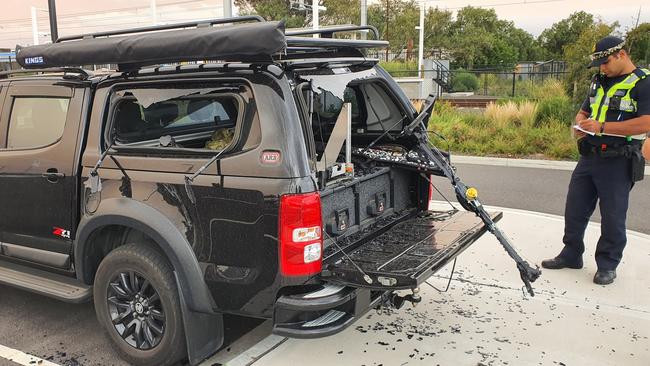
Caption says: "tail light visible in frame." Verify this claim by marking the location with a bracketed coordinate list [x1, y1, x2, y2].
[279, 192, 323, 276]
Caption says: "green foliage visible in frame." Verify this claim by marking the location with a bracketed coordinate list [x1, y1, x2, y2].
[367, 0, 420, 52]
[627, 23, 650, 66]
[235, 0, 306, 27]
[427, 82, 579, 160]
[423, 7, 453, 50]
[538, 11, 595, 59]
[563, 21, 617, 103]
[378, 60, 418, 76]
[536, 95, 575, 127]
[452, 71, 479, 92]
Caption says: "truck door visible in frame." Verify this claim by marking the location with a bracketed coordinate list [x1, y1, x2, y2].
[0, 82, 85, 269]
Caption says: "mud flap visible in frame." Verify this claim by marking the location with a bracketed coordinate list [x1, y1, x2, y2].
[175, 273, 224, 366]
[321, 210, 502, 290]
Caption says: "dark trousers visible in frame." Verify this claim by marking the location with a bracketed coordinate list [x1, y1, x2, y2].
[561, 155, 633, 270]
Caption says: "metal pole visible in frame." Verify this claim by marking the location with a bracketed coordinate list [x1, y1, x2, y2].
[484, 73, 488, 96]
[417, 2, 424, 79]
[360, 0, 367, 39]
[48, 0, 58, 42]
[223, 0, 232, 18]
[31, 7, 39, 45]
[151, 0, 158, 25]
[312, 0, 319, 38]
[512, 71, 516, 97]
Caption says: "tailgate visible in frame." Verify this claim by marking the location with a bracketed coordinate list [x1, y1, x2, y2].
[321, 210, 502, 290]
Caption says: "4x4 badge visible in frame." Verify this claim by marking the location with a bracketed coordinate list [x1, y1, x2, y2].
[52, 227, 71, 239]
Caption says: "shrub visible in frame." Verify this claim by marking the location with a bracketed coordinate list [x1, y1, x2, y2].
[529, 79, 566, 100]
[379, 60, 418, 77]
[536, 95, 576, 127]
[518, 101, 538, 129]
[452, 71, 480, 92]
[484, 101, 538, 129]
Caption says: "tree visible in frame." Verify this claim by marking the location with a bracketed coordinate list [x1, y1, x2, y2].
[320, 0, 360, 26]
[446, 7, 536, 69]
[563, 21, 618, 103]
[423, 7, 453, 51]
[366, 0, 420, 53]
[235, 0, 308, 28]
[538, 11, 595, 59]
[627, 23, 650, 67]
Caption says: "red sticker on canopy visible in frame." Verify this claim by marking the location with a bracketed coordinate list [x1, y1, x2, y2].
[261, 150, 281, 165]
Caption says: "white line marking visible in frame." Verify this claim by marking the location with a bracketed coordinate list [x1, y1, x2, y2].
[0, 344, 60, 366]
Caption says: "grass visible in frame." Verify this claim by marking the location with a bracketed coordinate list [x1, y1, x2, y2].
[428, 80, 579, 160]
[379, 60, 418, 77]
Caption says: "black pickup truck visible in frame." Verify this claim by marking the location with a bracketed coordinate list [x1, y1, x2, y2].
[0, 17, 539, 366]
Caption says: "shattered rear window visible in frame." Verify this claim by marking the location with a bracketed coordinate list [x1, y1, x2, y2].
[109, 85, 242, 150]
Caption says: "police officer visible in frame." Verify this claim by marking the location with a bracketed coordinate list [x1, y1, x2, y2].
[542, 36, 650, 285]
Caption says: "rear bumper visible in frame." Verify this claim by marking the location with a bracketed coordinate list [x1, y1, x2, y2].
[272, 210, 501, 338]
[272, 284, 382, 338]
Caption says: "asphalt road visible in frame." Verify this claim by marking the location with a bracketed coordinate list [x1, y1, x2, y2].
[433, 163, 650, 234]
[1, 163, 649, 366]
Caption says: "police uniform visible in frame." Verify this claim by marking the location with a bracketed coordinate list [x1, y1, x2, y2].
[555, 37, 650, 279]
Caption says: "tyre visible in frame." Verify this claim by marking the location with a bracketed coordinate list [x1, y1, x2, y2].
[93, 243, 186, 366]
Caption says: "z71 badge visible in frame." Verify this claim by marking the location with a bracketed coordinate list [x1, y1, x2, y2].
[52, 227, 71, 239]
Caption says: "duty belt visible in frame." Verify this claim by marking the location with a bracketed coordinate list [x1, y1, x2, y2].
[578, 139, 642, 158]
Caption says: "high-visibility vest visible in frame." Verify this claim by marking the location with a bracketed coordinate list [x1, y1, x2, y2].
[588, 68, 650, 141]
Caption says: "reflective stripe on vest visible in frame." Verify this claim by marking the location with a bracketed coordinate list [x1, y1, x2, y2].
[589, 68, 650, 140]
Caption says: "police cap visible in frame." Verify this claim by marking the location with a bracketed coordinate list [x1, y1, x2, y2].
[588, 36, 626, 68]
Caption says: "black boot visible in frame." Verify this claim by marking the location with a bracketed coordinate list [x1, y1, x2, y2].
[541, 256, 583, 270]
[593, 270, 616, 285]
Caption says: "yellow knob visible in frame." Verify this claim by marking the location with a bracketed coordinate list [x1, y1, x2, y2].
[466, 187, 478, 200]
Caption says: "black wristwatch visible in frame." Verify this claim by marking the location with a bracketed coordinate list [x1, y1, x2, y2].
[600, 123, 606, 135]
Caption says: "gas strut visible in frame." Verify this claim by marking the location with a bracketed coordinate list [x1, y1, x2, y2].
[403, 95, 542, 296]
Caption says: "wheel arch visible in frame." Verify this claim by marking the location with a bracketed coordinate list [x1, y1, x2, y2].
[74, 197, 215, 314]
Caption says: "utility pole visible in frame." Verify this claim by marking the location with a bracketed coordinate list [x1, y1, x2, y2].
[31, 7, 39, 46]
[224, 0, 233, 18]
[360, 0, 367, 39]
[151, 0, 158, 25]
[417, 2, 424, 78]
[312, 0, 319, 37]
[48, 0, 58, 42]
[310, 0, 326, 38]
[385, 0, 389, 60]
[628, 6, 642, 54]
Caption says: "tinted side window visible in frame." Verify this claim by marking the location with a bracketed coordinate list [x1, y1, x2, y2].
[7, 97, 70, 149]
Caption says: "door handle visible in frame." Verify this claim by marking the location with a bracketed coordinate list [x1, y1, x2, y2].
[42, 168, 65, 183]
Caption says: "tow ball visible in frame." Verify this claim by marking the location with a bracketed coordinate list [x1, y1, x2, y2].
[377, 288, 421, 313]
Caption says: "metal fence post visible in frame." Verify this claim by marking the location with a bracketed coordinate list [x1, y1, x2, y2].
[484, 73, 488, 96]
[511, 72, 516, 97]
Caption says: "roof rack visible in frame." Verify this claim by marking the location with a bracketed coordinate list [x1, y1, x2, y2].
[0, 68, 91, 80]
[56, 15, 264, 42]
[285, 37, 387, 49]
[285, 25, 380, 40]
[13, 16, 388, 72]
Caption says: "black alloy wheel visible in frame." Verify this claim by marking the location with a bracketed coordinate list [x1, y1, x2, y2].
[94, 243, 186, 366]
[107, 271, 166, 350]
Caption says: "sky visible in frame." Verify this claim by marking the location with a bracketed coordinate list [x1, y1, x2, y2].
[428, 0, 647, 36]
[0, 0, 647, 48]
